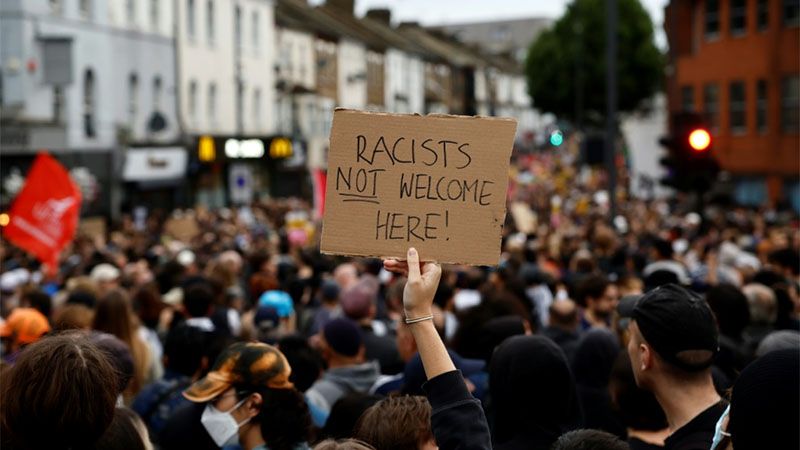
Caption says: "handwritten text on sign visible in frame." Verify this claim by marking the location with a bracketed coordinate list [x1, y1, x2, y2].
[320, 109, 517, 266]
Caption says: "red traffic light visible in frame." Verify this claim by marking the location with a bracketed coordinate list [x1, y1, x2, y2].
[688, 128, 711, 152]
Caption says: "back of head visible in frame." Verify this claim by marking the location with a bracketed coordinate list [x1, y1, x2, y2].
[729, 349, 800, 450]
[608, 353, 667, 431]
[183, 282, 215, 318]
[314, 439, 375, 450]
[705, 284, 750, 339]
[489, 335, 580, 445]
[340, 282, 375, 321]
[93, 407, 148, 450]
[549, 299, 578, 329]
[550, 429, 629, 450]
[354, 396, 433, 450]
[93, 289, 135, 342]
[323, 318, 363, 359]
[742, 283, 777, 325]
[576, 275, 609, 307]
[1, 332, 118, 448]
[164, 323, 209, 377]
[755, 330, 800, 357]
[572, 328, 620, 388]
[322, 393, 381, 440]
[278, 334, 324, 392]
[21, 289, 52, 319]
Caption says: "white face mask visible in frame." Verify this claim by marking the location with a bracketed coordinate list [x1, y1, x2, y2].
[201, 398, 251, 447]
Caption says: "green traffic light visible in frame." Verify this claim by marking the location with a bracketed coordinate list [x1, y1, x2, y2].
[550, 130, 563, 147]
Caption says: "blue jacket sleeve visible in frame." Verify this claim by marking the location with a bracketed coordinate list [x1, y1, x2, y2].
[423, 370, 492, 450]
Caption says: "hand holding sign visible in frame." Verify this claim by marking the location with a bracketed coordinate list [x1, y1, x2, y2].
[321, 109, 517, 265]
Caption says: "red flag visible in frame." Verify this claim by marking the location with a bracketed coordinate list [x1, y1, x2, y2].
[4, 152, 81, 271]
[312, 169, 327, 221]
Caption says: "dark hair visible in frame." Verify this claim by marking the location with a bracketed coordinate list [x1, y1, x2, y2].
[93, 407, 147, 450]
[131, 283, 164, 329]
[183, 283, 215, 318]
[576, 275, 610, 307]
[278, 334, 323, 392]
[0, 332, 118, 448]
[237, 386, 311, 450]
[322, 393, 382, 440]
[653, 238, 674, 259]
[21, 289, 52, 319]
[354, 396, 433, 450]
[705, 284, 750, 339]
[164, 323, 208, 377]
[551, 429, 630, 450]
[313, 439, 375, 450]
[608, 353, 667, 431]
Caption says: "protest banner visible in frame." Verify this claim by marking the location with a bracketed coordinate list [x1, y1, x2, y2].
[4, 152, 82, 271]
[321, 109, 517, 266]
[164, 216, 200, 242]
[78, 217, 107, 240]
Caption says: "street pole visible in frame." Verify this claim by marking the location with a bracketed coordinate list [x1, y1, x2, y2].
[606, 0, 618, 220]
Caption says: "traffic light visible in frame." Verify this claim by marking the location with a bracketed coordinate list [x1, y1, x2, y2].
[549, 130, 564, 147]
[659, 113, 719, 192]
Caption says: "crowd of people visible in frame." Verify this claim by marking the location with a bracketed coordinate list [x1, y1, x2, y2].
[0, 147, 799, 450]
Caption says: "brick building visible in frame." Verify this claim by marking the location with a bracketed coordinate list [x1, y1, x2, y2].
[665, 0, 799, 207]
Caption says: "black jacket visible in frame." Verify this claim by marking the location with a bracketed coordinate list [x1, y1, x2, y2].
[424, 370, 492, 450]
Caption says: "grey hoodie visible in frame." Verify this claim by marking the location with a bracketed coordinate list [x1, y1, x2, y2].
[305, 361, 381, 415]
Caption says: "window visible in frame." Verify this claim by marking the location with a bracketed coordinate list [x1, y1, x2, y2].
[729, 81, 746, 133]
[782, 76, 799, 133]
[757, 80, 767, 133]
[235, 6, 242, 50]
[84, 69, 96, 138]
[253, 88, 261, 127]
[703, 83, 720, 133]
[150, 0, 159, 31]
[127, 0, 136, 26]
[785, 0, 800, 27]
[705, 0, 720, 38]
[153, 76, 162, 110]
[208, 83, 216, 124]
[53, 86, 64, 122]
[207, 0, 214, 45]
[681, 85, 695, 112]
[129, 73, 139, 124]
[189, 80, 198, 122]
[758, 0, 769, 31]
[187, 0, 196, 39]
[730, 0, 747, 35]
[79, 0, 91, 19]
[252, 12, 259, 52]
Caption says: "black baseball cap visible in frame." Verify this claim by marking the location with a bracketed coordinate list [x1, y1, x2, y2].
[620, 283, 718, 372]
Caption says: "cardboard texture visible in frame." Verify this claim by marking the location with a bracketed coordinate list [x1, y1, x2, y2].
[164, 217, 200, 242]
[78, 217, 107, 240]
[321, 109, 517, 266]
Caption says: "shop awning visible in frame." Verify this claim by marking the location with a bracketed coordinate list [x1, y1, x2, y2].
[123, 147, 187, 183]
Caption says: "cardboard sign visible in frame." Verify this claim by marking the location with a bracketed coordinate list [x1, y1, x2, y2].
[164, 216, 200, 242]
[321, 109, 517, 265]
[78, 217, 107, 240]
[509, 202, 538, 235]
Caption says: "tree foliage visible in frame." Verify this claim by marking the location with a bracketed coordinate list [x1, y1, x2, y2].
[525, 0, 664, 126]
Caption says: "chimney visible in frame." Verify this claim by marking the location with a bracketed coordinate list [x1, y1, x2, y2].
[366, 8, 391, 24]
[326, 0, 355, 14]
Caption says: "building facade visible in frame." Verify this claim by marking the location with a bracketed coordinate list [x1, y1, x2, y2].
[665, 0, 799, 208]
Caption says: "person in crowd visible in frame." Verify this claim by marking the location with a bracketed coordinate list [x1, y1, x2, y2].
[91, 263, 122, 297]
[384, 248, 492, 450]
[754, 329, 800, 357]
[321, 393, 382, 441]
[550, 429, 630, 450]
[623, 284, 726, 450]
[313, 439, 375, 450]
[19, 288, 51, 320]
[571, 328, 625, 437]
[306, 318, 381, 417]
[542, 299, 581, 361]
[643, 239, 690, 287]
[741, 283, 777, 354]
[180, 281, 219, 333]
[89, 331, 136, 400]
[94, 407, 154, 450]
[0, 306, 51, 364]
[704, 284, 750, 381]
[132, 323, 210, 437]
[724, 349, 799, 450]
[353, 396, 437, 450]
[576, 274, 619, 330]
[340, 280, 401, 373]
[181, 341, 311, 450]
[308, 279, 342, 336]
[277, 334, 327, 427]
[0, 332, 119, 449]
[609, 353, 669, 450]
[93, 288, 154, 400]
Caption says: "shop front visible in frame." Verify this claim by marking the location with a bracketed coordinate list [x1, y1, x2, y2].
[189, 135, 311, 208]
[121, 146, 190, 213]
